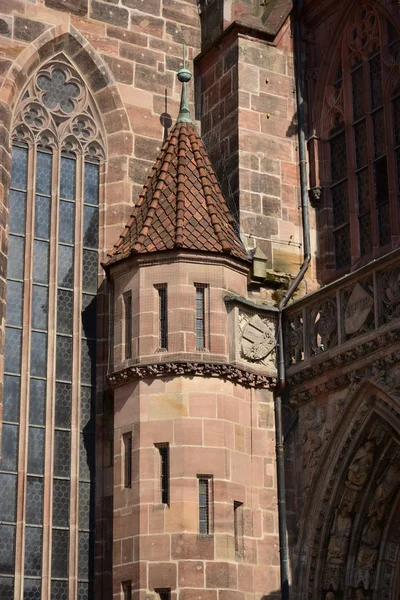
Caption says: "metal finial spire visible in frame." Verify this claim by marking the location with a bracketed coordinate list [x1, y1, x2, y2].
[176, 43, 192, 123]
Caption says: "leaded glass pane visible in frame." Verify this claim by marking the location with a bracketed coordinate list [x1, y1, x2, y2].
[24, 527, 42, 576]
[54, 430, 71, 478]
[51, 529, 69, 578]
[3, 375, 20, 423]
[359, 213, 373, 255]
[357, 168, 371, 215]
[0, 576, 14, 599]
[38, 69, 79, 114]
[330, 132, 347, 183]
[52, 479, 70, 528]
[24, 578, 41, 600]
[0, 424, 18, 472]
[83, 206, 98, 249]
[9, 189, 26, 234]
[82, 295, 96, 340]
[0, 525, 15, 574]
[51, 580, 68, 600]
[8, 235, 25, 280]
[354, 120, 368, 168]
[352, 66, 364, 121]
[79, 482, 94, 531]
[60, 156, 76, 200]
[29, 379, 46, 426]
[4, 327, 21, 374]
[30, 332, 47, 378]
[55, 383, 72, 429]
[35, 195, 51, 240]
[77, 582, 89, 600]
[11, 146, 28, 190]
[33, 240, 49, 284]
[58, 201, 75, 244]
[36, 151, 52, 196]
[80, 386, 95, 431]
[82, 250, 98, 293]
[84, 162, 99, 205]
[369, 53, 383, 109]
[80, 433, 95, 482]
[32, 285, 48, 331]
[6, 281, 23, 327]
[81, 338, 96, 386]
[58, 245, 74, 289]
[334, 226, 351, 270]
[27, 427, 45, 475]
[78, 532, 93, 579]
[26, 476, 44, 525]
[0, 474, 16, 522]
[56, 336, 73, 381]
[57, 289, 73, 334]
[373, 109, 385, 159]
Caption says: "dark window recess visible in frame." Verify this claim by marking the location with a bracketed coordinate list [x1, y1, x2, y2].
[122, 581, 132, 600]
[374, 156, 391, 246]
[195, 286, 206, 350]
[158, 286, 167, 349]
[123, 292, 132, 360]
[156, 589, 171, 600]
[234, 501, 244, 556]
[198, 476, 212, 535]
[155, 443, 170, 505]
[123, 433, 132, 489]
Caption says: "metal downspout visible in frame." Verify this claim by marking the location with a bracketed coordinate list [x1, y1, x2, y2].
[274, 0, 310, 598]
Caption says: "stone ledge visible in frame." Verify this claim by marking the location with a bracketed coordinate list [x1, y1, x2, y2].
[107, 360, 276, 389]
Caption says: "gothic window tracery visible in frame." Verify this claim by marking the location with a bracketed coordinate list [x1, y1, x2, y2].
[0, 55, 104, 599]
[323, 4, 400, 271]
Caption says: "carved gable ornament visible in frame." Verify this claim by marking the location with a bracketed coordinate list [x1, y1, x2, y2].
[241, 314, 275, 362]
[344, 283, 373, 335]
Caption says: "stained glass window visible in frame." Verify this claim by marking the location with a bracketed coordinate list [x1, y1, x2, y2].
[1, 57, 104, 599]
[327, 8, 398, 270]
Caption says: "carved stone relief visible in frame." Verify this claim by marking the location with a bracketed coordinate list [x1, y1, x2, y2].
[302, 405, 331, 491]
[239, 313, 276, 368]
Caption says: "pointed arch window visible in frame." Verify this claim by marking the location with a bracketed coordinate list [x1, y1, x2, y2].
[324, 5, 400, 272]
[0, 57, 104, 599]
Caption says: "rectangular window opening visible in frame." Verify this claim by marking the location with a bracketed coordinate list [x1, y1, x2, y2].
[122, 581, 132, 600]
[195, 285, 207, 350]
[155, 443, 169, 505]
[234, 501, 244, 557]
[123, 433, 132, 489]
[198, 475, 213, 535]
[155, 589, 171, 600]
[123, 292, 132, 360]
[157, 286, 167, 350]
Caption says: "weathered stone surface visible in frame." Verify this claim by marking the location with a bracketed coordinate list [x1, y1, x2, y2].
[44, 0, 88, 15]
[90, 1, 129, 27]
[14, 17, 49, 42]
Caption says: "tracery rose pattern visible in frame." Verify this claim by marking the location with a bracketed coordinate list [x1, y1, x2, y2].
[348, 5, 380, 60]
[12, 57, 104, 157]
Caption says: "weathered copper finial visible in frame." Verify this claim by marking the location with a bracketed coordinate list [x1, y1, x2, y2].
[176, 42, 192, 123]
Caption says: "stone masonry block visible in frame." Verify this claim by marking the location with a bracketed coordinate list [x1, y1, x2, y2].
[148, 562, 177, 589]
[206, 561, 238, 589]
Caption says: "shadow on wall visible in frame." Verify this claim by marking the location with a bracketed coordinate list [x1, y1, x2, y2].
[260, 592, 281, 600]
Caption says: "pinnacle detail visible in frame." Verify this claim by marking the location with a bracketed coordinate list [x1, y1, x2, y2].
[176, 44, 192, 124]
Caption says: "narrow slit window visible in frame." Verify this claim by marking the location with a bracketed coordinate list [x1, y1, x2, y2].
[123, 433, 132, 489]
[123, 292, 132, 359]
[155, 443, 169, 505]
[156, 589, 171, 600]
[122, 581, 132, 600]
[158, 286, 167, 350]
[198, 476, 212, 535]
[195, 285, 206, 350]
[234, 501, 244, 557]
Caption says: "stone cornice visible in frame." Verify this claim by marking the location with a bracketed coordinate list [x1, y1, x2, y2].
[107, 361, 276, 389]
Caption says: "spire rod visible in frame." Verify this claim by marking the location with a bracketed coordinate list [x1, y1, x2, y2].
[176, 43, 192, 123]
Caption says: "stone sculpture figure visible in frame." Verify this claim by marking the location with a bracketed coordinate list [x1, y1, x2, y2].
[368, 461, 400, 520]
[356, 517, 382, 569]
[327, 505, 352, 564]
[325, 592, 335, 600]
[346, 441, 374, 489]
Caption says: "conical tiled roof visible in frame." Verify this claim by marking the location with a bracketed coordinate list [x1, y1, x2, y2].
[103, 120, 248, 265]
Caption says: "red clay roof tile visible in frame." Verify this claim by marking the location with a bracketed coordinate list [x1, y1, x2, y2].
[103, 120, 248, 266]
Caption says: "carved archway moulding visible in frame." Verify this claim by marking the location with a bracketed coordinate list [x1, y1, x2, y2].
[293, 381, 400, 600]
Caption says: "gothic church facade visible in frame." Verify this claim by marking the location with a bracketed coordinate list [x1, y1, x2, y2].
[0, 0, 398, 599]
